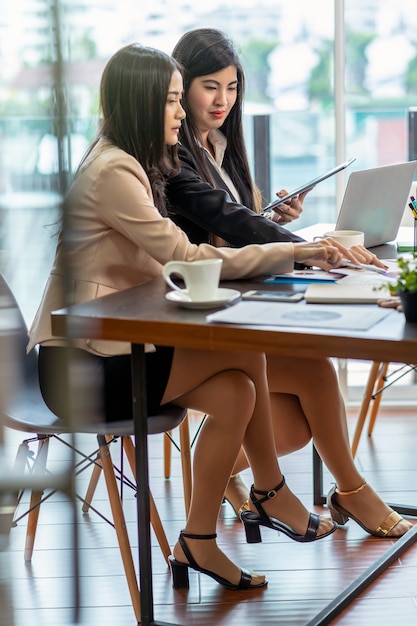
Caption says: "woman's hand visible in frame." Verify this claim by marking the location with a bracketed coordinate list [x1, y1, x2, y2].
[292, 237, 388, 272]
[293, 240, 345, 268]
[338, 244, 387, 270]
[269, 188, 310, 224]
[377, 296, 403, 312]
[316, 238, 387, 270]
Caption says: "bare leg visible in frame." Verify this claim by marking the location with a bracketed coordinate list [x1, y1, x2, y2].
[163, 348, 269, 586]
[227, 355, 411, 536]
[223, 391, 311, 515]
[162, 348, 334, 586]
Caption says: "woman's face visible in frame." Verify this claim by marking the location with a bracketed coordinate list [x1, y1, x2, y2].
[186, 65, 238, 134]
[165, 69, 186, 146]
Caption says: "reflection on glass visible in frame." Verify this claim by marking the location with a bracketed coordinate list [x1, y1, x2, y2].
[0, 0, 417, 314]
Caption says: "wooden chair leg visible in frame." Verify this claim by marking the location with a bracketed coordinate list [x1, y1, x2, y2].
[148, 491, 171, 564]
[162, 414, 194, 515]
[97, 435, 141, 623]
[351, 361, 381, 457]
[367, 362, 389, 436]
[24, 436, 50, 561]
[164, 431, 172, 479]
[14, 441, 30, 475]
[82, 435, 115, 512]
[179, 416, 192, 516]
[122, 436, 171, 564]
[11, 441, 31, 513]
[81, 458, 103, 513]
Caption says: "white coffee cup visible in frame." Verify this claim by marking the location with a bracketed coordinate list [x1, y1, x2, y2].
[315, 230, 365, 248]
[162, 259, 223, 301]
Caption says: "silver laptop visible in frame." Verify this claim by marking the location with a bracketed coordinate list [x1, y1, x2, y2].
[335, 161, 417, 247]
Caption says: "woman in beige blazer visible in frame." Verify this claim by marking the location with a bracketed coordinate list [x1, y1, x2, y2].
[28, 44, 410, 592]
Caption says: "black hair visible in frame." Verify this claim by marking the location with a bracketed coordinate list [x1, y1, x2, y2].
[172, 28, 260, 211]
[85, 44, 182, 214]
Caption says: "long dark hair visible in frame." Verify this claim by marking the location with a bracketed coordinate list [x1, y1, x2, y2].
[84, 44, 182, 214]
[172, 28, 261, 211]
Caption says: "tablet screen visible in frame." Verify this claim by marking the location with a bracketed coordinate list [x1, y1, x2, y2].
[262, 156, 356, 214]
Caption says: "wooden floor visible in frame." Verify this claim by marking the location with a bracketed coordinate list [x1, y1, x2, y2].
[2, 406, 417, 626]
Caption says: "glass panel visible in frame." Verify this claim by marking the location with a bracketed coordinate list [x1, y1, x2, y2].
[0, 0, 415, 402]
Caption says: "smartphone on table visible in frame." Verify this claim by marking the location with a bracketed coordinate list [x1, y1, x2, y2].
[242, 290, 304, 302]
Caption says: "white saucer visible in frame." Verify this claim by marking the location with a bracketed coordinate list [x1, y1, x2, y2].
[165, 288, 241, 309]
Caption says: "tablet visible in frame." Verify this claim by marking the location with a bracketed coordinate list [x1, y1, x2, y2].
[262, 156, 356, 215]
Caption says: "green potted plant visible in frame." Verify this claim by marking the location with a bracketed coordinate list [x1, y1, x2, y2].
[386, 254, 417, 323]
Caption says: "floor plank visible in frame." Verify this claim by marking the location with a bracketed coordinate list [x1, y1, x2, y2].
[2, 407, 417, 625]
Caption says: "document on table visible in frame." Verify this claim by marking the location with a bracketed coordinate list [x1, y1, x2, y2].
[329, 259, 400, 284]
[206, 301, 391, 331]
[304, 260, 397, 303]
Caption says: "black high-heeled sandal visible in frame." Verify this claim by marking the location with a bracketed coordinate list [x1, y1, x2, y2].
[168, 530, 267, 590]
[240, 476, 337, 543]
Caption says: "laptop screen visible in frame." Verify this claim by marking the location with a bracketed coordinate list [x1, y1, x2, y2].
[335, 161, 417, 247]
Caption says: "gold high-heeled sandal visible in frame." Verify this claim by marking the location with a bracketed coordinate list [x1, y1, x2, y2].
[223, 474, 250, 518]
[327, 481, 404, 537]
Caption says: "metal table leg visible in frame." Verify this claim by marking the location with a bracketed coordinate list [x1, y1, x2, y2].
[306, 523, 417, 625]
[311, 445, 417, 625]
[131, 344, 181, 626]
[313, 445, 417, 515]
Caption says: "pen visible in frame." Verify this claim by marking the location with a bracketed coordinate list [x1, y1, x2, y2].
[340, 260, 388, 275]
[409, 202, 417, 218]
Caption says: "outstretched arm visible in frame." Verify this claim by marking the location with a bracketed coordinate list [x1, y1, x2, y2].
[166, 145, 305, 248]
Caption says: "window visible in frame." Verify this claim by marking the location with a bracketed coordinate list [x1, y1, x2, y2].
[1, 0, 416, 403]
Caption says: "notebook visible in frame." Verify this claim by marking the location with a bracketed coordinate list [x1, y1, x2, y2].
[305, 282, 390, 304]
[335, 161, 417, 248]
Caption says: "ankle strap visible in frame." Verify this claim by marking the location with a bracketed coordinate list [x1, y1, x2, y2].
[249, 477, 286, 527]
[251, 476, 286, 501]
[335, 481, 367, 496]
[180, 530, 217, 540]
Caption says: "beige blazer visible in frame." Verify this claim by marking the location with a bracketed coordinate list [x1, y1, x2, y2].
[28, 138, 294, 356]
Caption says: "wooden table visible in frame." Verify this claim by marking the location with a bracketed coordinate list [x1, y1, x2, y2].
[51, 276, 417, 626]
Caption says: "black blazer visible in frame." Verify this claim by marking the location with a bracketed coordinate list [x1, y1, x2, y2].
[166, 145, 305, 248]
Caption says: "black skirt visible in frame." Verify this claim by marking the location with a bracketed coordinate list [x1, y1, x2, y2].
[38, 345, 174, 423]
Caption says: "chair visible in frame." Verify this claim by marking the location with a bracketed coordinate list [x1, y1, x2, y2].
[83, 418, 193, 516]
[351, 360, 417, 457]
[0, 273, 187, 623]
